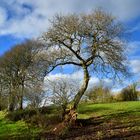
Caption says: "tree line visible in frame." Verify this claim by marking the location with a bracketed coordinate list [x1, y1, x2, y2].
[0, 40, 48, 111]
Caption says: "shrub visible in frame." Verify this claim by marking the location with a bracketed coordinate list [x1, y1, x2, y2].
[6, 109, 37, 121]
[39, 106, 58, 114]
[26, 114, 62, 128]
[27, 114, 47, 128]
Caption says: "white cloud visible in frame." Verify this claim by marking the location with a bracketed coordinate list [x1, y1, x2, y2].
[0, 7, 7, 27]
[128, 41, 140, 57]
[130, 59, 140, 74]
[44, 70, 114, 90]
[44, 70, 83, 82]
[0, 0, 140, 38]
[127, 23, 140, 33]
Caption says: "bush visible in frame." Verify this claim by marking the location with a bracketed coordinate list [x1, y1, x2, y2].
[39, 106, 58, 114]
[26, 114, 62, 128]
[6, 106, 62, 129]
[26, 114, 47, 128]
[6, 109, 37, 121]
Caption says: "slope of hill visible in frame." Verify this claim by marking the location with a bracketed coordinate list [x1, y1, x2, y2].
[0, 101, 140, 139]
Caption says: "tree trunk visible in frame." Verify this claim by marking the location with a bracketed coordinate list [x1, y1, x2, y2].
[19, 95, 23, 110]
[19, 84, 24, 110]
[73, 66, 90, 109]
[0, 93, 1, 111]
[9, 95, 15, 111]
[52, 65, 90, 137]
[0, 85, 2, 111]
[8, 85, 16, 112]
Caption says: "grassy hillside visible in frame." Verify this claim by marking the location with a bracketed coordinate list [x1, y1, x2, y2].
[0, 111, 41, 139]
[71, 101, 140, 139]
[0, 101, 140, 139]
[78, 101, 140, 119]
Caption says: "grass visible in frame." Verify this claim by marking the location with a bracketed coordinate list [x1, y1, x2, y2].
[0, 101, 140, 139]
[72, 101, 140, 139]
[0, 111, 41, 139]
[77, 101, 140, 119]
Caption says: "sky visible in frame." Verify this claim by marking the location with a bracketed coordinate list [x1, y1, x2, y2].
[0, 0, 140, 91]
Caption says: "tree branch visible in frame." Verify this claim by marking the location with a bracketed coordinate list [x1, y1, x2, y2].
[46, 61, 82, 74]
[58, 40, 84, 62]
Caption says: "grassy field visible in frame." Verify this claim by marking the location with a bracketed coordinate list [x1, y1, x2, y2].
[78, 101, 140, 119]
[0, 111, 41, 139]
[73, 101, 140, 139]
[0, 101, 140, 139]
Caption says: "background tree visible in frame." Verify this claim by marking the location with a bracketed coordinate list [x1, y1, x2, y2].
[25, 81, 45, 109]
[46, 77, 79, 118]
[116, 83, 138, 101]
[86, 84, 113, 103]
[0, 40, 45, 111]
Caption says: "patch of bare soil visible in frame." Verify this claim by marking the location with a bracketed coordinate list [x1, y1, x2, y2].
[41, 115, 140, 140]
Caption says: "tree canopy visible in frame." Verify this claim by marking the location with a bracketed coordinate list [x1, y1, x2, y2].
[42, 10, 128, 109]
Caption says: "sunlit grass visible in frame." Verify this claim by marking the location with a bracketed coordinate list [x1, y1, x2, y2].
[78, 101, 140, 119]
[0, 111, 41, 139]
[0, 101, 140, 139]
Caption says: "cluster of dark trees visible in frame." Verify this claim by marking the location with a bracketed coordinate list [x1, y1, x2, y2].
[115, 83, 139, 101]
[0, 9, 130, 135]
[0, 41, 47, 111]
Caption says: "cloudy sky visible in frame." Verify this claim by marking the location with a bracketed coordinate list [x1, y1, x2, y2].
[0, 0, 140, 91]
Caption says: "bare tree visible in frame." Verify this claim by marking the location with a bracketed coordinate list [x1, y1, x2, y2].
[43, 10, 127, 107]
[46, 77, 79, 117]
[86, 84, 113, 103]
[41, 9, 128, 134]
[25, 81, 45, 109]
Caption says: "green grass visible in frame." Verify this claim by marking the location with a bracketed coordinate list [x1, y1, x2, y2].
[0, 111, 41, 139]
[76, 101, 140, 139]
[0, 101, 140, 139]
[77, 101, 140, 119]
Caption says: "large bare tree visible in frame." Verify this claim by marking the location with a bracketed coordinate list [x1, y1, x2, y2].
[42, 9, 128, 134]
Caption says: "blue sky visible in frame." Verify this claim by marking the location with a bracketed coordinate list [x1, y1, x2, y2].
[0, 0, 140, 91]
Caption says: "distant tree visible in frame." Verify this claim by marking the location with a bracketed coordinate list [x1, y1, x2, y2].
[25, 81, 45, 109]
[86, 84, 113, 103]
[0, 72, 3, 110]
[42, 9, 128, 134]
[46, 77, 79, 118]
[118, 83, 138, 101]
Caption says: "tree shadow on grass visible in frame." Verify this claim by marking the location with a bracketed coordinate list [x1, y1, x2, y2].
[64, 109, 140, 139]
[78, 106, 110, 115]
[40, 109, 140, 139]
[79, 109, 140, 125]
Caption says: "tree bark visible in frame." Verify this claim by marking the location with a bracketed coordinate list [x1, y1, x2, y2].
[73, 65, 90, 109]
[19, 95, 23, 110]
[19, 84, 24, 110]
[8, 85, 16, 112]
[0, 92, 1, 111]
[9, 94, 15, 111]
[0, 84, 2, 111]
